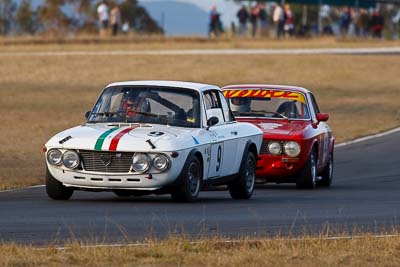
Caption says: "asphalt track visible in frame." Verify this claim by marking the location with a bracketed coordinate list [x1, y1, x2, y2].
[1, 129, 400, 245]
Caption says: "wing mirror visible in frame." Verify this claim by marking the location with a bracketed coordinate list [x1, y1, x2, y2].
[316, 113, 329, 122]
[206, 117, 219, 130]
[85, 111, 91, 120]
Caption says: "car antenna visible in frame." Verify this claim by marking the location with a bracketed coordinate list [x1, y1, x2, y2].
[146, 139, 156, 149]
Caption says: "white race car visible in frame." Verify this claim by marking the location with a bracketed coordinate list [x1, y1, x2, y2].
[44, 81, 263, 202]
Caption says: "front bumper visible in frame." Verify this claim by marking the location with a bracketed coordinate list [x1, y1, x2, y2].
[47, 163, 182, 190]
[256, 155, 305, 180]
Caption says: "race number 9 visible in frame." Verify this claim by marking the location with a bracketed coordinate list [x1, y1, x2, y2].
[216, 145, 222, 172]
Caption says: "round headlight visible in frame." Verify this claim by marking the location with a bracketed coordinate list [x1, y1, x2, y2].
[153, 154, 170, 171]
[47, 149, 62, 165]
[132, 153, 151, 173]
[62, 150, 80, 169]
[284, 141, 301, 157]
[268, 141, 282, 155]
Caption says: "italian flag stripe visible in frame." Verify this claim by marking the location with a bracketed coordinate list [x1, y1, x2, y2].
[94, 127, 119, 151]
[109, 127, 137, 151]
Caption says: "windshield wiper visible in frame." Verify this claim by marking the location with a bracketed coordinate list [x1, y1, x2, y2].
[90, 111, 125, 117]
[238, 111, 288, 119]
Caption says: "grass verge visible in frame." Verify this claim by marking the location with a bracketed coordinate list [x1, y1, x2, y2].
[1, 234, 400, 266]
[1, 36, 400, 52]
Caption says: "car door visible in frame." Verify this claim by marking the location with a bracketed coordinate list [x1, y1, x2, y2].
[203, 90, 237, 178]
[309, 93, 330, 168]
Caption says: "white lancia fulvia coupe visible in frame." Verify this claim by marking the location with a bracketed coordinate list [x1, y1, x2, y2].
[44, 81, 263, 202]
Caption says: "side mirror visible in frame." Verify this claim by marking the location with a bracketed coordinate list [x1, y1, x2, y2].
[85, 111, 91, 120]
[316, 113, 329, 122]
[206, 116, 219, 130]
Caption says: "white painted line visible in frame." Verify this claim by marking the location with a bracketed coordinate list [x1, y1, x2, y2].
[336, 127, 400, 148]
[48, 233, 400, 250]
[0, 47, 400, 57]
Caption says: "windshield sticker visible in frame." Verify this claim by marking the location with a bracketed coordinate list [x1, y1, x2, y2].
[223, 89, 306, 104]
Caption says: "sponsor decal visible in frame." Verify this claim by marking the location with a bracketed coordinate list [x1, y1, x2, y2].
[259, 123, 282, 130]
[192, 136, 200, 145]
[223, 89, 306, 104]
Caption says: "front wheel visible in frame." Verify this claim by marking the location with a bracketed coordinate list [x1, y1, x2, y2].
[171, 156, 202, 202]
[46, 167, 73, 200]
[113, 190, 133, 198]
[229, 151, 256, 199]
[296, 148, 317, 189]
[317, 152, 334, 187]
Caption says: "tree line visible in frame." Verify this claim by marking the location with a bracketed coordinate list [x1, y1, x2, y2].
[0, 0, 163, 36]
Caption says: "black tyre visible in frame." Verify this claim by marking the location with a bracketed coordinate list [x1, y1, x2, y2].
[46, 167, 73, 200]
[171, 156, 202, 202]
[296, 148, 317, 189]
[229, 151, 256, 199]
[317, 152, 334, 187]
[113, 190, 133, 198]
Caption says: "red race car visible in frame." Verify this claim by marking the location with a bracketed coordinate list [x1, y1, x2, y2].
[222, 85, 334, 189]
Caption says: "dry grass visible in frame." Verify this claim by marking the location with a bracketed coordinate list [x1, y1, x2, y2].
[1, 235, 400, 266]
[1, 36, 400, 52]
[0, 46, 400, 190]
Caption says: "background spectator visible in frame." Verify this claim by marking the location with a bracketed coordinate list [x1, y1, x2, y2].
[97, 0, 109, 37]
[209, 5, 220, 38]
[284, 4, 294, 37]
[355, 9, 369, 37]
[370, 9, 384, 38]
[97, 0, 110, 36]
[340, 7, 352, 38]
[110, 5, 121, 36]
[250, 4, 260, 37]
[258, 3, 268, 37]
[273, 3, 285, 38]
[237, 5, 248, 37]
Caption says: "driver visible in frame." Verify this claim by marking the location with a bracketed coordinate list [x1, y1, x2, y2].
[124, 91, 151, 120]
[229, 98, 251, 114]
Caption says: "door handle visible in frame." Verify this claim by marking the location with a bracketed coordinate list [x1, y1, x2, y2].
[231, 131, 238, 136]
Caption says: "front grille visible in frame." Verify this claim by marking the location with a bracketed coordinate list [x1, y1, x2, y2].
[79, 150, 134, 173]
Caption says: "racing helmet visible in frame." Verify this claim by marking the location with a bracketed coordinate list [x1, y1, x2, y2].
[125, 91, 151, 113]
[230, 98, 251, 113]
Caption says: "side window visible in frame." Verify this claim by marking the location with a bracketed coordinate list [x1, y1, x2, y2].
[309, 93, 320, 117]
[204, 91, 225, 123]
[218, 92, 234, 122]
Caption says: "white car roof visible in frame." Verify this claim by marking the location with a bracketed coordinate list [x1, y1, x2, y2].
[107, 80, 220, 92]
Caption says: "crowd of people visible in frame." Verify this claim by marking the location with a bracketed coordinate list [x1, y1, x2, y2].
[208, 2, 400, 40]
[94, 1, 399, 39]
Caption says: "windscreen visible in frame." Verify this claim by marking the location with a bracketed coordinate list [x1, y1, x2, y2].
[223, 89, 310, 120]
[88, 86, 201, 128]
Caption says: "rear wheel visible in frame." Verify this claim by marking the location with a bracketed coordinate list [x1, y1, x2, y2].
[171, 156, 201, 202]
[46, 167, 73, 200]
[318, 152, 334, 187]
[296, 148, 317, 189]
[229, 151, 256, 199]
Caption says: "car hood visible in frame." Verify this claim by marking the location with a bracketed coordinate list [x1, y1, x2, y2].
[236, 118, 309, 137]
[45, 124, 203, 152]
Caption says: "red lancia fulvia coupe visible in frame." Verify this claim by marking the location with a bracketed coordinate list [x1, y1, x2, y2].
[222, 85, 334, 189]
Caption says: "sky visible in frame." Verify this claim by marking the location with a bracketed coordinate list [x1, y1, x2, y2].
[139, 0, 242, 27]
